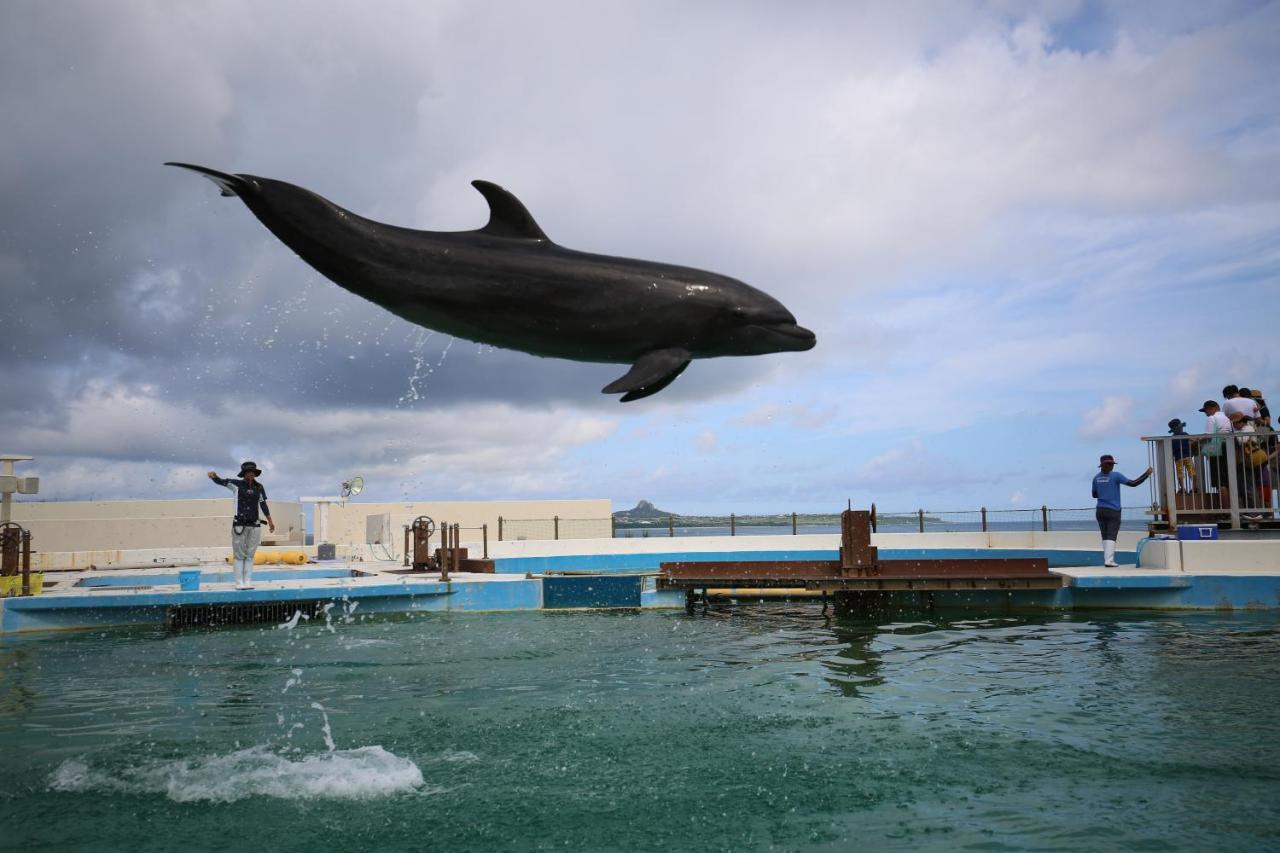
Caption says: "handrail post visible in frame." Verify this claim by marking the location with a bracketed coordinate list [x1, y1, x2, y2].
[792, 511, 797, 535]
[402, 525, 410, 566]
[1224, 438, 1241, 530]
[498, 515, 504, 542]
[482, 523, 488, 559]
[439, 520, 449, 581]
[1158, 437, 1179, 531]
[870, 503, 877, 533]
[1041, 505, 1049, 532]
[668, 515, 674, 537]
[21, 528, 31, 596]
[554, 515, 560, 540]
[730, 513, 736, 536]
[917, 509, 924, 533]
[980, 507, 987, 532]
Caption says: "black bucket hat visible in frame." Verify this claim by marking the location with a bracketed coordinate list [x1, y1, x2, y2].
[1167, 418, 1185, 432]
[238, 460, 263, 477]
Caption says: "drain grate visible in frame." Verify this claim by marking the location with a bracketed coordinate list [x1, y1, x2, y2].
[166, 599, 329, 628]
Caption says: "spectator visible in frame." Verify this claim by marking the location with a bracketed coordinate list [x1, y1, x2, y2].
[1230, 412, 1265, 515]
[1249, 389, 1271, 428]
[1223, 385, 1258, 421]
[1237, 387, 1263, 423]
[1198, 401, 1233, 491]
[1168, 418, 1196, 494]
[1092, 454, 1151, 568]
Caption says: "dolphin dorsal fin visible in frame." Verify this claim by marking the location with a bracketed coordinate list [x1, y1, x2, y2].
[471, 180, 550, 241]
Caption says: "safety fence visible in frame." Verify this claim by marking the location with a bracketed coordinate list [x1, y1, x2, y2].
[1143, 432, 1278, 530]
[491, 506, 1149, 542]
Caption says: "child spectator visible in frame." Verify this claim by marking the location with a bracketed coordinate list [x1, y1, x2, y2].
[1168, 418, 1196, 493]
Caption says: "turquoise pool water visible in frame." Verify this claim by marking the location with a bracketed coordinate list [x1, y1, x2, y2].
[2, 608, 1278, 851]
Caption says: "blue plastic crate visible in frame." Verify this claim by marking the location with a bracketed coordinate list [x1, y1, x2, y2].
[1176, 524, 1218, 541]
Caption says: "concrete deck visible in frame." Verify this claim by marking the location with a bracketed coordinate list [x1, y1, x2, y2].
[4, 535, 1280, 634]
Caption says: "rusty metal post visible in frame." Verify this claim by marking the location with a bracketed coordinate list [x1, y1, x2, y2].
[1041, 505, 1049, 532]
[870, 503, 877, 533]
[453, 524, 461, 575]
[482, 523, 488, 559]
[917, 509, 924, 533]
[668, 515, 674, 537]
[839, 509, 878, 575]
[981, 507, 988, 532]
[21, 528, 31, 596]
[403, 526, 410, 566]
[440, 522, 450, 582]
[498, 515, 504, 542]
[554, 515, 560, 540]
[730, 513, 736, 536]
[792, 512, 797, 535]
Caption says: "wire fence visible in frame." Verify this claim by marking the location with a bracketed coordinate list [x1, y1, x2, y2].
[491, 506, 1146, 542]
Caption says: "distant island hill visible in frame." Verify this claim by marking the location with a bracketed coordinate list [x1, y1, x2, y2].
[611, 501, 939, 528]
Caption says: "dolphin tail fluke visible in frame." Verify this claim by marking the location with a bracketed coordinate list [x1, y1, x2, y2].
[165, 162, 251, 197]
[603, 348, 691, 402]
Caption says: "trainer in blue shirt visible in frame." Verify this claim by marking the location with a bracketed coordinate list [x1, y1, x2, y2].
[1091, 454, 1151, 567]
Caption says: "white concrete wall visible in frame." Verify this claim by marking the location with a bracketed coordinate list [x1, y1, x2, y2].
[322, 498, 612, 547]
[9, 498, 306, 559]
[1140, 538, 1280, 572]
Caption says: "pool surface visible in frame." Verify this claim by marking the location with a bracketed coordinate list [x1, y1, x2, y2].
[2, 607, 1278, 851]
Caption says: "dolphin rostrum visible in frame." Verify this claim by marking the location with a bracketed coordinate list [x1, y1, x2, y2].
[167, 163, 816, 401]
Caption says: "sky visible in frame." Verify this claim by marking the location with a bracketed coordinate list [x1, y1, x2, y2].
[2, 0, 1278, 518]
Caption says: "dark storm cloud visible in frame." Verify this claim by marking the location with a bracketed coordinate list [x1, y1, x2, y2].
[0, 0, 777, 446]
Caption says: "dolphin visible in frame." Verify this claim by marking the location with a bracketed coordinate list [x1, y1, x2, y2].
[166, 163, 816, 401]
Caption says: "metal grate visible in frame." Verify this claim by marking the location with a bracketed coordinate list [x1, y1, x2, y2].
[166, 599, 328, 628]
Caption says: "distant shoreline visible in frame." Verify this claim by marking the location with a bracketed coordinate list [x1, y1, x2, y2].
[612, 513, 943, 529]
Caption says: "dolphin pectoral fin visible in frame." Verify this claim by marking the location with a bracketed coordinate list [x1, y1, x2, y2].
[603, 348, 691, 402]
[471, 180, 551, 241]
[165, 162, 251, 198]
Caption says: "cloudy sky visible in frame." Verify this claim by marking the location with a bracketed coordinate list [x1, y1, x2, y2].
[3, 0, 1277, 517]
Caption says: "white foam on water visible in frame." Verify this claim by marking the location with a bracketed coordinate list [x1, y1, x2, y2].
[310, 702, 336, 752]
[440, 749, 480, 764]
[50, 745, 429, 802]
[278, 610, 303, 630]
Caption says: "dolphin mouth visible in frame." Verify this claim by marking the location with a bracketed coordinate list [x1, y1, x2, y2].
[165, 162, 254, 197]
[756, 322, 816, 351]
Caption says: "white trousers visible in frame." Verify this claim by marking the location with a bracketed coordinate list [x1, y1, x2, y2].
[231, 524, 262, 586]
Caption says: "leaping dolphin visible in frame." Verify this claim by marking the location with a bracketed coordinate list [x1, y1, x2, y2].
[167, 163, 816, 401]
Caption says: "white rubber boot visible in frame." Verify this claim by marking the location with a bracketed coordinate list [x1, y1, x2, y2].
[241, 559, 254, 590]
[1103, 541, 1117, 568]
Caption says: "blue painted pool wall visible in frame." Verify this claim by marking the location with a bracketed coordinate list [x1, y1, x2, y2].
[543, 575, 641, 609]
[494, 547, 1136, 574]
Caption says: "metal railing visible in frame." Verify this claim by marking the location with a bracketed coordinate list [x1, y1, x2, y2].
[1143, 432, 1277, 530]
[494, 505, 1148, 542]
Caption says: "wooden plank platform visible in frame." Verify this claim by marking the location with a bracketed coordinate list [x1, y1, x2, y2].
[658, 558, 1060, 592]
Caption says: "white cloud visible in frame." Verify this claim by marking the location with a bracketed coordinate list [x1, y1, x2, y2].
[694, 430, 718, 453]
[737, 404, 780, 426]
[15, 383, 620, 502]
[1077, 395, 1134, 439]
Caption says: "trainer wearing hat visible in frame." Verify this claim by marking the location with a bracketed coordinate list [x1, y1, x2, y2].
[208, 461, 275, 589]
[1092, 455, 1151, 568]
